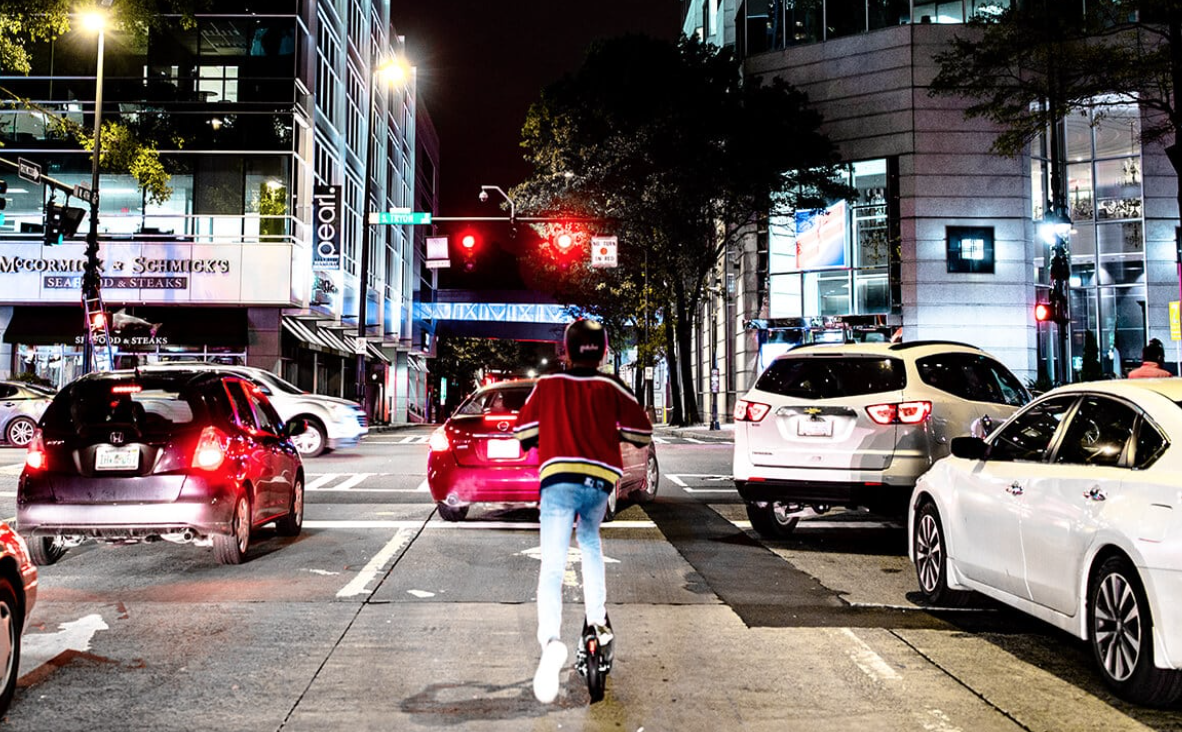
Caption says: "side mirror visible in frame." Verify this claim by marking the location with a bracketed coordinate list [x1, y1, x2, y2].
[285, 419, 308, 439]
[951, 435, 988, 461]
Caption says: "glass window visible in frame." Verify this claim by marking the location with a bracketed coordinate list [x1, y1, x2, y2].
[1134, 417, 1168, 470]
[1067, 162, 1094, 222]
[197, 65, 239, 103]
[1094, 104, 1140, 158]
[1096, 221, 1142, 258]
[917, 354, 1028, 406]
[754, 355, 905, 399]
[869, 0, 911, 30]
[913, 1, 964, 23]
[225, 381, 258, 430]
[988, 396, 1075, 462]
[1094, 158, 1142, 221]
[786, 0, 823, 44]
[1054, 396, 1135, 466]
[249, 390, 280, 434]
[828, 0, 868, 37]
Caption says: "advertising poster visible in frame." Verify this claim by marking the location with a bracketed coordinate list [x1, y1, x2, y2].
[795, 200, 848, 270]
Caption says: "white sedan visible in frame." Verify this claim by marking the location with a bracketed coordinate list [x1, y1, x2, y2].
[909, 379, 1182, 706]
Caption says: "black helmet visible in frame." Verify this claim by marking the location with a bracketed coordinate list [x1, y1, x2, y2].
[564, 319, 606, 366]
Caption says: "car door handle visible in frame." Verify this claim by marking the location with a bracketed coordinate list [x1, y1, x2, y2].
[1084, 486, 1107, 502]
[1006, 482, 1024, 496]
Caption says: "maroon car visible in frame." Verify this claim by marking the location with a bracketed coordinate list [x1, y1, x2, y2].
[427, 379, 659, 521]
[17, 368, 307, 566]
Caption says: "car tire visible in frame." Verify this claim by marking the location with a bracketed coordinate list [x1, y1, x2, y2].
[635, 451, 659, 504]
[291, 419, 327, 458]
[0, 576, 23, 716]
[913, 501, 972, 607]
[437, 503, 469, 522]
[745, 501, 799, 539]
[27, 535, 66, 566]
[275, 477, 304, 537]
[5, 417, 35, 447]
[1088, 555, 1182, 706]
[603, 487, 618, 522]
[214, 494, 252, 565]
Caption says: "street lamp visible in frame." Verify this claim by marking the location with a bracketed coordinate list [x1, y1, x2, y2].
[79, 4, 110, 374]
[479, 185, 515, 223]
[355, 55, 411, 414]
[1038, 206, 1072, 385]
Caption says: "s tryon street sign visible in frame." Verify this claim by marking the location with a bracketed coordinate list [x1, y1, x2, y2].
[369, 209, 432, 225]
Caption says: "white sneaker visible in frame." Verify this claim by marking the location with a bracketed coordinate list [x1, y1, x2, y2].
[533, 639, 568, 703]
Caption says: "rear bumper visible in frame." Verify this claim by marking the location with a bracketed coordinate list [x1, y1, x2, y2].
[735, 478, 913, 513]
[427, 453, 540, 506]
[17, 474, 240, 539]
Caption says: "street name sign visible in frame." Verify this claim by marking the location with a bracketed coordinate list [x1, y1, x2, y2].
[73, 184, 98, 206]
[369, 209, 432, 225]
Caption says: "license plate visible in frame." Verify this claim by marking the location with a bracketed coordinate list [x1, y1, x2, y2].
[487, 438, 521, 459]
[797, 418, 833, 437]
[95, 444, 139, 471]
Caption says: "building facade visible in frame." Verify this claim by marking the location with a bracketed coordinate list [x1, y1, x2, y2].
[683, 0, 1177, 423]
[0, 0, 429, 424]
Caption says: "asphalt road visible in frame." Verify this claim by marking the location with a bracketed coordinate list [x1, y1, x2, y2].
[0, 428, 1178, 731]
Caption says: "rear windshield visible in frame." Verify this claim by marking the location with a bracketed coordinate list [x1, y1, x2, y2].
[455, 385, 534, 415]
[754, 356, 905, 399]
[41, 375, 208, 436]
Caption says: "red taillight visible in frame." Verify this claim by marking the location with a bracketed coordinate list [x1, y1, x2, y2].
[24, 429, 46, 471]
[866, 401, 932, 425]
[428, 427, 450, 452]
[192, 426, 228, 470]
[111, 384, 143, 395]
[734, 399, 771, 422]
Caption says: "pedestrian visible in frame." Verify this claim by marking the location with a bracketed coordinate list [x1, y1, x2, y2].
[1127, 339, 1172, 379]
[514, 319, 653, 703]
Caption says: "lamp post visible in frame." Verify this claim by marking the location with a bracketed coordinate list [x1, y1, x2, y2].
[479, 185, 516, 224]
[355, 56, 408, 413]
[80, 6, 109, 374]
[1039, 206, 1072, 385]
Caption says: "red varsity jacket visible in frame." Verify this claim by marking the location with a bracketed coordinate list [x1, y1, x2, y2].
[514, 368, 653, 490]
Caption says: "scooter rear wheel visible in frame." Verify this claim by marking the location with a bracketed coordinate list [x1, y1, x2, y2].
[586, 648, 605, 702]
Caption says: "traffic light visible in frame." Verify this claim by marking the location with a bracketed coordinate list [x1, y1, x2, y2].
[555, 232, 574, 252]
[88, 309, 109, 337]
[44, 204, 86, 246]
[457, 231, 478, 272]
[1034, 301, 1054, 323]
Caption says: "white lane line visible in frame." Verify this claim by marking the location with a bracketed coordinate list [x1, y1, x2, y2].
[682, 437, 705, 444]
[329, 473, 373, 491]
[666, 474, 688, 488]
[835, 627, 901, 682]
[730, 519, 901, 530]
[306, 473, 339, 490]
[682, 486, 737, 494]
[336, 528, 417, 597]
[650, 436, 669, 444]
[21, 614, 110, 679]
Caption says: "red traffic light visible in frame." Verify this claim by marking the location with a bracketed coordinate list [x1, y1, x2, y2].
[555, 232, 574, 251]
[1034, 302, 1053, 322]
[461, 234, 477, 250]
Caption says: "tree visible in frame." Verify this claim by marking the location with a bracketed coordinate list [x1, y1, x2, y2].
[0, 0, 198, 202]
[930, 1, 1182, 267]
[514, 34, 848, 425]
[432, 336, 529, 413]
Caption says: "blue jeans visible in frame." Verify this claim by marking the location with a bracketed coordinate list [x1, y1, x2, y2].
[536, 480, 610, 648]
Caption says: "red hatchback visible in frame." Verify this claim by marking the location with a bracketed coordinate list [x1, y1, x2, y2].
[427, 379, 659, 521]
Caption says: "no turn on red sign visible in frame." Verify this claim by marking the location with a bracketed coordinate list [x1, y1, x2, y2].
[590, 236, 618, 268]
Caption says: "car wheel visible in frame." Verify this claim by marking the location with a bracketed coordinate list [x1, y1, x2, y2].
[275, 477, 304, 537]
[913, 501, 971, 607]
[214, 494, 252, 565]
[5, 417, 35, 447]
[636, 452, 659, 504]
[603, 487, 619, 523]
[745, 501, 799, 539]
[0, 576, 23, 716]
[27, 535, 67, 566]
[437, 503, 469, 522]
[291, 419, 327, 458]
[1088, 555, 1182, 706]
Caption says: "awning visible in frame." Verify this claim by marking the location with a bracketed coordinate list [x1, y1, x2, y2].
[316, 328, 353, 354]
[4, 305, 249, 348]
[281, 316, 330, 350]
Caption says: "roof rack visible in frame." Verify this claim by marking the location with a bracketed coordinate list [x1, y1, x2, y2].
[888, 340, 980, 351]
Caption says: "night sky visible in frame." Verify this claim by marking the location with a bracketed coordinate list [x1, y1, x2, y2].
[394, 2, 681, 287]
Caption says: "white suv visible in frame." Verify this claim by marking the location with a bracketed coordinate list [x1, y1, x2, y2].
[733, 340, 1029, 538]
[142, 363, 367, 457]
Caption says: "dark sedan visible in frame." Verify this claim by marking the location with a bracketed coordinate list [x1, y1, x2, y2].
[17, 368, 307, 565]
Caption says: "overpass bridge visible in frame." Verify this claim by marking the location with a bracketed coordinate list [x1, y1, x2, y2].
[417, 289, 571, 342]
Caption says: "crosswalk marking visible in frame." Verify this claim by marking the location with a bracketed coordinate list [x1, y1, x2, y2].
[303, 474, 430, 492]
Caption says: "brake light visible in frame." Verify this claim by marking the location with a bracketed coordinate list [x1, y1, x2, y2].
[25, 429, 46, 471]
[866, 401, 932, 425]
[428, 427, 450, 452]
[482, 413, 518, 423]
[111, 384, 143, 395]
[192, 426, 228, 471]
[734, 399, 771, 422]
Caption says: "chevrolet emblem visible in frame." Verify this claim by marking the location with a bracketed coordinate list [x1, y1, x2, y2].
[804, 407, 823, 415]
